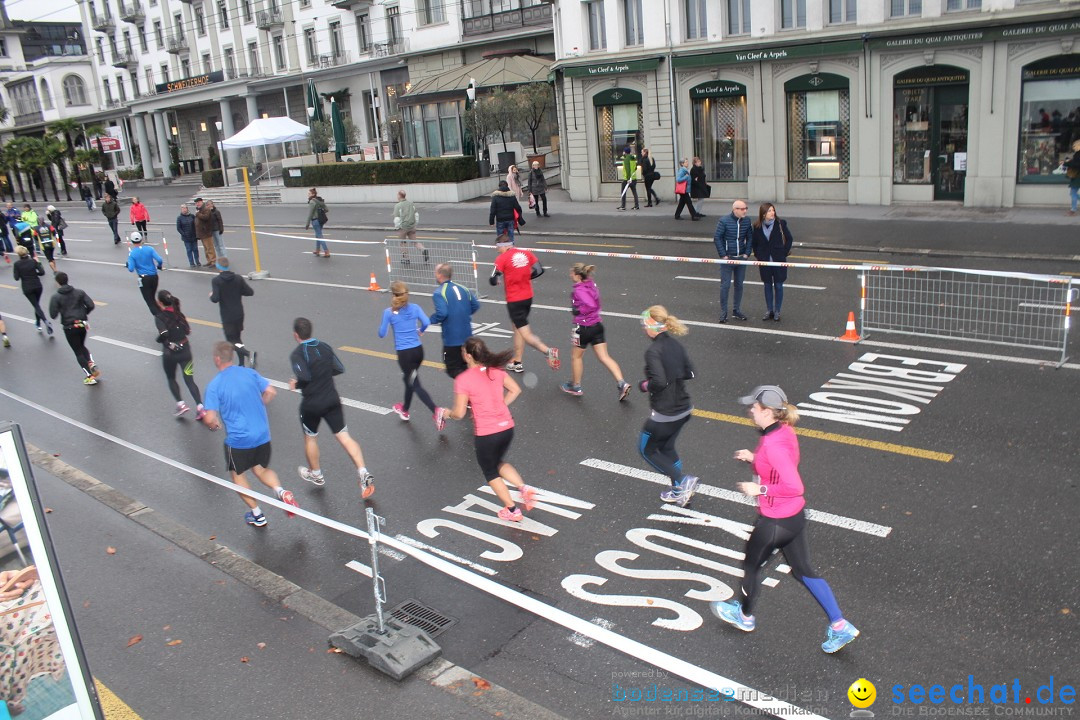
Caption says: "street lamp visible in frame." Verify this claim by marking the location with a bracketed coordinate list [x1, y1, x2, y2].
[216, 120, 229, 187]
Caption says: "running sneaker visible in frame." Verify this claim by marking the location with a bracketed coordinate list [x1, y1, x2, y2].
[618, 381, 632, 402]
[250, 351, 258, 370]
[497, 506, 523, 522]
[433, 406, 448, 431]
[659, 487, 681, 503]
[244, 510, 268, 528]
[676, 476, 700, 507]
[506, 361, 524, 373]
[560, 382, 583, 396]
[195, 404, 207, 421]
[298, 466, 326, 486]
[36, 324, 43, 334]
[358, 470, 375, 499]
[710, 600, 756, 632]
[174, 401, 190, 417]
[519, 485, 537, 512]
[46, 323, 54, 337]
[88, 361, 101, 378]
[822, 622, 860, 654]
[278, 489, 299, 518]
[83, 376, 98, 386]
[2, 336, 9, 348]
[546, 347, 561, 371]
[392, 403, 410, 421]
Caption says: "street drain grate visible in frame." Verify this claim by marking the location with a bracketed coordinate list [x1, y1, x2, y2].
[388, 600, 457, 638]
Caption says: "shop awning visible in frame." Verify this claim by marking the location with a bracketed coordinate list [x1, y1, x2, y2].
[399, 53, 553, 106]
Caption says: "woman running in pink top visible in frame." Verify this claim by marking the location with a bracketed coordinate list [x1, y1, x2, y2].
[710, 384, 860, 654]
[443, 337, 537, 522]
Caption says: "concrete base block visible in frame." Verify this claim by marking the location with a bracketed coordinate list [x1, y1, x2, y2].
[329, 615, 442, 681]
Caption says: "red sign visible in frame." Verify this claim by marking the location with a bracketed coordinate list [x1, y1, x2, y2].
[88, 136, 123, 153]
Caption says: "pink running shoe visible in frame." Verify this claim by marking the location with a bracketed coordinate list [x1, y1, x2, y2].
[434, 407, 448, 431]
[174, 401, 190, 417]
[519, 485, 537, 512]
[497, 506, 523, 522]
[195, 404, 207, 421]
[278, 489, 299, 518]
[546, 347, 560, 371]
[392, 403, 410, 421]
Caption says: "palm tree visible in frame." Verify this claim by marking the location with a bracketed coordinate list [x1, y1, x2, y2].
[39, 137, 67, 201]
[0, 152, 13, 203]
[4, 138, 33, 203]
[48, 118, 82, 199]
[74, 148, 100, 194]
[16, 138, 46, 203]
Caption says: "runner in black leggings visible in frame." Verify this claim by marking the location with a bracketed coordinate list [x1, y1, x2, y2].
[710, 384, 860, 654]
[155, 290, 205, 419]
[12, 246, 52, 336]
[378, 281, 445, 428]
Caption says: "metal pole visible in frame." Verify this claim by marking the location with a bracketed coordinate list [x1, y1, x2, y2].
[243, 167, 264, 277]
[220, 140, 230, 187]
[366, 507, 387, 634]
[368, 72, 383, 161]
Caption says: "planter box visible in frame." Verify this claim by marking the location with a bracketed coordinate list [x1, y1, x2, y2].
[281, 176, 503, 204]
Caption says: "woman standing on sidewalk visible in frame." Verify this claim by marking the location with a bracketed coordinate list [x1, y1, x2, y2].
[129, 196, 150, 235]
[155, 290, 206, 419]
[527, 161, 549, 218]
[673, 159, 699, 221]
[638, 305, 698, 507]
[507, 164, 524, 200]
[640, 148, 660, 207]
[750, 203, 793, 322]
[561, 263, 631, 401]
[710, 385, 860, 654]
[306, 188, 329, 257]
[378, 281, 445, 429]
[442, 336, 537, 522]
[12, 246, 51, 336]
[689, 157, 710, 217]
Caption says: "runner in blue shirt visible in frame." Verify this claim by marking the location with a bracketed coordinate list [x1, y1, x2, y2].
[379, 280, 446, 429]
[125, 231, 164, 316]
[429, 262, 479, 379]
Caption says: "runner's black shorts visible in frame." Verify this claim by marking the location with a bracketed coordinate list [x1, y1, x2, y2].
[506, 299, 532, 329]
[575, 322, 606, 348]
[474, 427, 514, 482]
[225, 441, 272, 475]
[300, 402, 346, 436]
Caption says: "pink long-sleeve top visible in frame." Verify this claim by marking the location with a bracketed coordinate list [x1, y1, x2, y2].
[752, 423, 806, 518]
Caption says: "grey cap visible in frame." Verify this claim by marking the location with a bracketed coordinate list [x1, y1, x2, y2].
[739, 385, 788, 410]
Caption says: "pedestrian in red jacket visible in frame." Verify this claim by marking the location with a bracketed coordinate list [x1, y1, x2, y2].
[130, 197, 150, 235]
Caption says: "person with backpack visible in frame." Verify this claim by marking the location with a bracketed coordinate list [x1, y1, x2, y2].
[48, 272, 99, 385]
[154, 290, 206, 419]
[305, 187, 330, 257]
[45, 205, 68, 256]
[34, 221, 57, 272]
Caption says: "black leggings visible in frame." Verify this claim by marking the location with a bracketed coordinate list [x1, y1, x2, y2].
[674, 193, 697, 218]
[739, 512, 837, 621]
[63, 327, 92, 374]
[638, 415, 691, 485]
[162, 345, 202, 404]
[397, 345, 436, 414]
[222, 320, 251, 366]
[138, 274, 159, 316]
[644, 178, 660, 204]
[23, 289, 48, 327]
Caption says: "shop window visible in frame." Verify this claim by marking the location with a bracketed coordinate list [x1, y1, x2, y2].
[785, 74, 850, 181]
[1017, 55, 1080, 184]
[439, 101, 462, 155]
[594, 88, 643, 183]
[690, 82, 749, 181]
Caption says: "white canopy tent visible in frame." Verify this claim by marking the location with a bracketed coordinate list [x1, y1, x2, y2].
[220, 116, 311, 149]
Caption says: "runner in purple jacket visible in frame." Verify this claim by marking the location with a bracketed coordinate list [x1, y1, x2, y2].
[561, 263, 631, 401]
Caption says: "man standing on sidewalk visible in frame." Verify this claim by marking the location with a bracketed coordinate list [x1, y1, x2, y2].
[201, 341, 299, 528]
[126, 231, 165, 316]
[713, 200, 752, 323]
[289, 317, 375, 499]
[209, 200, 227, 261]
[194, 197, 217, 267]
[101, 193, 121, 245]
[430, 262, 479, 379]
[176, 203, 200, 267]
[210, 257, 255, 367]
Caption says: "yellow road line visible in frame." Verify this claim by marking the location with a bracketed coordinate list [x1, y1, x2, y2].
[95, 678, 142, 719]
[537, 240, 634, 248]
[188, 317, 223, 328]
[0, 283, 16, 290]
[692, 408, 953, 462]
[339, 345, 445, 370]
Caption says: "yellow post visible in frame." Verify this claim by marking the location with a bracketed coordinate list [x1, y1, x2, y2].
[242, 167, 264, 276]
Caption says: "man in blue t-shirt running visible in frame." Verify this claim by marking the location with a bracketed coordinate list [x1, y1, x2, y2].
[201, 341, 300, 527]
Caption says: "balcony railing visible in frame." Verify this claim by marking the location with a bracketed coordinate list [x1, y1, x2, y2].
[119, 1, 144, 24]
[91, 13, 115, 32]
[255, 9, 284, 29]
[462, 1, 552, 37]
[104, 99, 125, 109]
[371, 39, 408, 57]
[166, 34, 189, 54]
[13, 109, 44, 126]
[111, 51, 138, 69]
[316, 51, 351, 68]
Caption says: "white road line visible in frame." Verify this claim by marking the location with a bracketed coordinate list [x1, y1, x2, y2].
[676, 276, 827, 290]
[90, 336, 162, 356]
[256, 231, 385, 245]
[580, 458, 893, 538]
[569, 617, 615, 649]
[392, 534, 497, 576]
[0, 387, 827, 720]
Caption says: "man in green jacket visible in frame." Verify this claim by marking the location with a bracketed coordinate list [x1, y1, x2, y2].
[100, 193, 121, 244]
[393, 190, 427, 264]
[618, 146, 639, 211]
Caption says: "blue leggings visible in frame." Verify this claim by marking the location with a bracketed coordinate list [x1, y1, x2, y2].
[638, 415, 690, 486]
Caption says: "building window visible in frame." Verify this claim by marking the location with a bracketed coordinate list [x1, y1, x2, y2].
[386, 6, 402, 44]
[242, 0, 252, 23]
[624, 0, 643, 46]
[273, 34, 286, 69]
[890, 0, 922, 17]
[1018, 55, 1080, 184]
[103, 78, 112, 104]
[946, 0, 980, 8]
[587, 1, 606, 51]
[123, 30, 133, 54]
[153, 20, 163, 48]
[40, 79, 53, 110]
[686, 0, 707, 40]
[786, 74, 850, 181]
[780, 0, 805, 29]
[829, 0, 856, 23]
[691, 83, 749, 181]
[224, 48, 236, 78]
[63, 74, 88, 105]
[181, 58, 190, 76]
[174, 13, 184, 38]
[160, 63, 169, 82]
[130, 72, 140, 96]
[329, 21, 343, 57]
[138, 27, 148, 52]
[219, 1, 230, 29]
[439, 101, 462, 154]
[356, 14, 370, 52]
[304, 28, 317, 66]
[299, 0, 310, 7]
[727, 0, 750, 36]
[418, 0, 444, 25]
[144, 67, 154, 92]
[97, 39, 106, 62]
[248, 41, 259, 74]
[117, 76, 127, 102]
[202, 53, 212, 73]
[195, 6, 206, 34]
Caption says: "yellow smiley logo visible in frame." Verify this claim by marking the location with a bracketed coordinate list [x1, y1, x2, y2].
[848, 678, 876, 709]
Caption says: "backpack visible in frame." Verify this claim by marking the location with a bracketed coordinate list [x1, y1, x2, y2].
[316, 199, 328, 226]
[158, 310, 189, 351]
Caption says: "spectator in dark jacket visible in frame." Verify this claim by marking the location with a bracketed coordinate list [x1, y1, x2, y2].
[750, 202, 794, 322]
[689, 157, 709, 217]
[527, 161, 549, 218]
[176, 204, 199, 267]
[209, 200, 226, 260]
[713, 200, 752, 323]
[210, 257, 255, 367]
[100, 194, 121, 244]
[194, 198, 216, 267]
[489, 181, 524, 244]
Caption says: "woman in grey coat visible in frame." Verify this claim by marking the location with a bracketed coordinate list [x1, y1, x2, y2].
[527, 161, 549, 218]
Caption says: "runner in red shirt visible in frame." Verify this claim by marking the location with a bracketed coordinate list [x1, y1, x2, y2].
[490, 236, 559, 373]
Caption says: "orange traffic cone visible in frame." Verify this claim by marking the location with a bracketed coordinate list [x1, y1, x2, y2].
[838, 311, 860, 342]
[368, 272, 382, 292]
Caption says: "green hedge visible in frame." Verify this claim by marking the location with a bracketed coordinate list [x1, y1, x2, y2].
[117, 169, 143, 180]
[283, 157, 479, 187]
[202, 169, 224, 187]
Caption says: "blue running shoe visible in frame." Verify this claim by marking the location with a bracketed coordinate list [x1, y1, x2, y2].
[676, 475, 699, 507]
[710, 600, 756, 632]
[245, 510, 267, 528]
[822, 621, 859, 653]
[660, 487, 681, 503]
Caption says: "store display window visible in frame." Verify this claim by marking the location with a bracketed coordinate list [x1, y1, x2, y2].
[1017, 55, 1080, 184]
[594, 87, 643, 183]
[785, 73, 850, 181]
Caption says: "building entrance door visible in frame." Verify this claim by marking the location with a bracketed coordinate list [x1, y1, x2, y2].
[932, 84, 968, 201]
